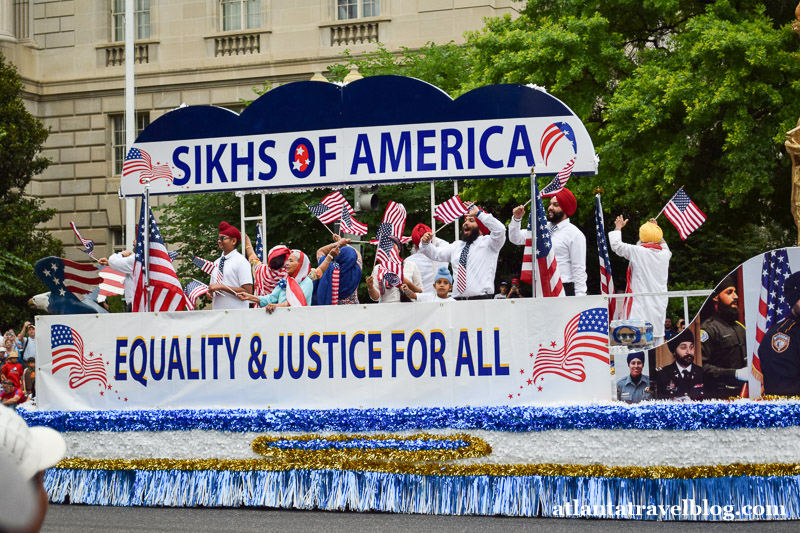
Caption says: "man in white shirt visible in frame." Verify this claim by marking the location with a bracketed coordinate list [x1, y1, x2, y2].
[207, 221, 253, 310]
[404, 223, 448, 297]
[99, 249, 136, 311]
[419, 205, 506, 300]
[508, 188, 587, 296]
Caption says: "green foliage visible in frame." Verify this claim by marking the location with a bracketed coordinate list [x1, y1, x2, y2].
[0, 54, 62, 328]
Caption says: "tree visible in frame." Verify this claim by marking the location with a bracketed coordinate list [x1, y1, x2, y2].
[0, 53, 63, 328]
[462, 1, 800, 291]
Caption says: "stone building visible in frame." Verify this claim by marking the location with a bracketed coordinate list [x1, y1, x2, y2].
[0, 0, 518, 260]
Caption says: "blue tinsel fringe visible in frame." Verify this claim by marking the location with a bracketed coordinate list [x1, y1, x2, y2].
[22, 402, 800, 433]
[44, 468, 800, 520]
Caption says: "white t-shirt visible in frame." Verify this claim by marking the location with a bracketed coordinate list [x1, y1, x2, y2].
[211, 249, 253, 310]
[107, 252, 136, 305]
[405, 237, 448, 296]
[415, 292, 455, 303]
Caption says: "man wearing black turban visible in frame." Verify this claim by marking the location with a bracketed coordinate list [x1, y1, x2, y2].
[655, 329, 704, 400]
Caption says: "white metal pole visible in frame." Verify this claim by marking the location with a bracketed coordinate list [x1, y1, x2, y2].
[260, 193, 267, 261]
[124, 0, 136, 251]
[530, 168, 537, 298]
[240, 195, 246, 256]
[430, 182, 436, 234]
[142, 182, 151, 310]
[453, 180, 459, 241]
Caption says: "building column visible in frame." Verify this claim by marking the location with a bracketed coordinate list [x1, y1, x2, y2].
[0, 0, 17, 42]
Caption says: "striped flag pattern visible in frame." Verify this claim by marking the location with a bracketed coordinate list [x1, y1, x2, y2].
[540, 122, 577, 166]
[376, 263, 402, 295]
[752, 249, 792, 384]
[521, 214, 533, 285]
[532, 307, 609, 385]
[370, 201, 410, 244]
[51, 324, 108, 390]
[533, 178, 565, 297]
[69, 222, 95, 257]
[122, 148, 174, 183]
[132, 199, 187, 312]
[540, 158, 576, 198]
[192, 256, 215, 275]
[38, 258, 102, 296]
[375, 223, 402, 277]
[455, 242, 471, 294]
[340, 208, 368, 236]
[98, 267, 126, 297]
[434, 195, 469, 224]
[663, 189, 706, 240]
[594, 195, 616, 318]
[307, 191, 352, 224]
[183, 279, 209, 310]
[254, 223, 264, 261]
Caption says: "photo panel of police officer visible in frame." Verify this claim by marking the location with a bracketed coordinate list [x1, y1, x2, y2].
[650, 325, 704, 400]
[616, 351, 652, 403]
[699, 270, 748, 399]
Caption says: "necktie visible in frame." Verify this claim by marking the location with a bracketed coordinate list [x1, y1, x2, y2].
[456, 242, 471, 295]
[549, 224, 558, 236]
[216, 256, 225, 284]
[682, 369, 689, 381]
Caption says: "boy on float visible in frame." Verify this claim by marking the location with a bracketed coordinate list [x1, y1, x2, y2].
[402, 267, 456, 302]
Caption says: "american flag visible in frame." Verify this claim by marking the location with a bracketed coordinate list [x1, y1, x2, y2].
[183, 279, 209, 310]
[521, 214, 533, 285]
[340, 208, 368, 236]
[369, 201, 410, 244]
[595, 195, 616, 318]
[532, 178, 565, 297]
[51, 324, 108, 390]
[540, 158, 576, 198]
[752, 249, 793, 384]
[532, 307, 610, 385]
[168, 250, 179, 262]
[98, 267, 125, 297]
[254, 223, 264, 261]
[375, 223, 402, 276]
[122, 148, 174, 183]
[39, 257, 101, 296]
[132, 198, 187, 312]
[376, 263, 402, 295]
[540, 122, 577, 166]
[434, 195, 469, 224]
[307, 191, 352, 225]
[192, 256, 215, 275]
[69, 222, 95, 257]
[663, 189, 706, 240]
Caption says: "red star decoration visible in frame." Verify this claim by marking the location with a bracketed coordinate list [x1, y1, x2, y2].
[527, 379, 533, 385]
[550, 341, 557, 348]
[508, 394, 513, 399]
[124, 398, 128, 402]
[106, 361, 110, 365]
[517, 393, 520, 396]
[519, 369, 525, 374]
[89, 351, 93, 357]
[519, 386, 523, 389]
[100, 391, 104, 396]
[529, 353, 534, 358]
[107, 385, 112, 390]
[117, 397, 120, 400]
[537, 386, 543, 392]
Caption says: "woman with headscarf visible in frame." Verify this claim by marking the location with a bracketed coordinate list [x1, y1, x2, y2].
[239, 249, 328, 313]
[315, 237, 363, 305]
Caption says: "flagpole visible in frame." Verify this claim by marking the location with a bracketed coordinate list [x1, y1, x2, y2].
[143, 179, 151, 311]
[530, 166, 537, 298]
[656, 185, 684, 219]
[303, 202, 337, 236]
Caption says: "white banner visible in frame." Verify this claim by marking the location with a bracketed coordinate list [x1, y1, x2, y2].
[37, 296, 611, 411]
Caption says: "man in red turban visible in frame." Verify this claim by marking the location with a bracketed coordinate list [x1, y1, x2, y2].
[207, 221, 253, 309]
[509, 187, 587, 296]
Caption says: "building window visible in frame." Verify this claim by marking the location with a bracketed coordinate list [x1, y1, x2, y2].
[337, 0, 379, 20]
[221, 0, 261, 32]
[112, 0, 151, 42]
[110, 227, 125, 252]
[112, 113, 150, 175]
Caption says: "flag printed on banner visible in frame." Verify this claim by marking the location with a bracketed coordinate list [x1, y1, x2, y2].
[132, 199, 187, 312]
[370, 201, 410, 244]
[51, 324, 108, 390]
[69, 222, 95, 257]
[530, 307, 610, 388]
[663, 189, 706, 240]
[98, 267, 125, 297]
[306, 191, 352, 225]
[40, 258, 101, 296]
[434, 195, 469, 224]
[122, 148, 174, 184]
[340, 208, 368, 236]
[540, 122, 577, 166]
[183, 279, 209, 310]
[192, 256, 215, 275]
[540, 158, 576, 198]
[751, 249, 793, 384]
[532, 179, 565, 297]
[595, 195, 616, 318]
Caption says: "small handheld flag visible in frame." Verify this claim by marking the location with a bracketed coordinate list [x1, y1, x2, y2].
[192, 256, 215, 275]
[183, 279, 209, 310]
[662, 189, 706, 240]
[434, 195, 469, 224]
[69, 222, 95, 257]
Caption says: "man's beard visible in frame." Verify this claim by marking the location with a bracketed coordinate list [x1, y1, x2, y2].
[547, 210, 565, 223]
[461, 229, 479, 244]
[717, 302, 739, 321]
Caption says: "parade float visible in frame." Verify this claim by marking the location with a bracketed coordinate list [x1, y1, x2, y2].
[22, 76, 800, 520]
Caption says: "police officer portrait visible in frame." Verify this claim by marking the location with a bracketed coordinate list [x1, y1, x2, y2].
[699, 273, 749, 399]
[616, 351, 652, 403]
[758, 270, 800, 396]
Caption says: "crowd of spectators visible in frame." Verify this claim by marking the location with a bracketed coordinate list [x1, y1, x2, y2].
[0, 322, 36, 409]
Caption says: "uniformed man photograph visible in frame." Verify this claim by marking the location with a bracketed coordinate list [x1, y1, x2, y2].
[616, 351, 651, 403]
[700, 275, 748, 399]
[655, 330, 704, 400]
[758, 270, 800, 396]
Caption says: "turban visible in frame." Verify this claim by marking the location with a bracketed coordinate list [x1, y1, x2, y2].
[218, 221, 241, 242]
[785, 271, 800, 307]
[412, 224, 431, 248]
[713, 275, 736, 298]
[434, 267, 453, 286]
[554, 188, 577, 217]
[638, 222, 663, 244]
[667, 329, 694, 354]
[627, 352, 645, 365]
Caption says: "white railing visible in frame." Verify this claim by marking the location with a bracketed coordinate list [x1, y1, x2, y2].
[606, 289, 713, 326]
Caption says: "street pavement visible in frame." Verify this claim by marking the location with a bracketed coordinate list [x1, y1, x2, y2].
[42, 505, 800, 533]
